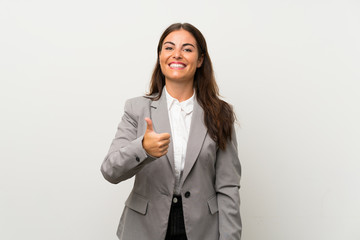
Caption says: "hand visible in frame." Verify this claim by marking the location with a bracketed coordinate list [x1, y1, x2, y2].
[142, 118, 171, 158]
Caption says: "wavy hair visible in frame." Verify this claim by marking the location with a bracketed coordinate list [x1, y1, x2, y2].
[147, 23, 235, 150]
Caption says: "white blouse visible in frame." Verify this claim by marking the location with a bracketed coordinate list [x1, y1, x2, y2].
[164, 86, 194, 195]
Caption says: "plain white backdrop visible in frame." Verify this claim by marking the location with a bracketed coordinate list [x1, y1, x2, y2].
[1, 0, 359, 239]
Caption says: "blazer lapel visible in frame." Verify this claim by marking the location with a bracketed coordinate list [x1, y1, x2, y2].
[150, 93, 175, 176]
[180, 97, 208, 187]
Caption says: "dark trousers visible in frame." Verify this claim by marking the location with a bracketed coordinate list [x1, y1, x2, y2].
[165, 195, 188, 240]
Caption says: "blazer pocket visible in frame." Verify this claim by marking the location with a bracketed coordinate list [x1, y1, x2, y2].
[207, 195, 218, 215]
[125, 192, 149, 215]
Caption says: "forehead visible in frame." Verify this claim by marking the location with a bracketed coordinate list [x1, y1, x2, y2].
[163, 29, 197, 45]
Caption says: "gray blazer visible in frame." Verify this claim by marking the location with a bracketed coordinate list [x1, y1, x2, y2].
[101, 92, 242, 240]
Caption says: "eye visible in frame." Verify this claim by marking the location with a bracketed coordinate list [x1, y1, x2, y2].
[164, 46, 173, 51]
[184, 48, 193, 52]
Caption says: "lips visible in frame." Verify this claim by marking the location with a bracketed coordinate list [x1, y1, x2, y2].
[169, 62, 186, 69]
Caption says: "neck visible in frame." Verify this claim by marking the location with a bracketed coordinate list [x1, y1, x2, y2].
[165, 79, 194, 102]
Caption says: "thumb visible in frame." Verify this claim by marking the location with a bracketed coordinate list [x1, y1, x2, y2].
[145, 118, 154, 132]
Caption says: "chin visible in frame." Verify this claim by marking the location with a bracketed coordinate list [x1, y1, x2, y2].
[168, 75, 187, 80]
[166, 74, 184, 81]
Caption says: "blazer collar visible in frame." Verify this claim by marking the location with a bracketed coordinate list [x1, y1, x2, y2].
[180, 96, 207, 187]
[150, 90, 175, 176]
[150, 88, 208, 187]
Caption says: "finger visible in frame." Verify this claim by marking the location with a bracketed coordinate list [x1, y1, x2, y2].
[160, 149, 168, 156]
[159, 144, 169, 151]
[159, 141, 170, 150]
[145, 118, 154, 132]
[158, 132, 171, 140]
[159, 139, 170, 147]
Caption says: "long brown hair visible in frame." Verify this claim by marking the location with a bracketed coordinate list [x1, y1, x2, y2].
[147, 23, 235, 150]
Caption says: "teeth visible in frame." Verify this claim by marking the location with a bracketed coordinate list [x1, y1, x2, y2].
[170, 63, 185, 68]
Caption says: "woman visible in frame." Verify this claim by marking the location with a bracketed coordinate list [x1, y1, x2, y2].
[101, 23, 241, 240]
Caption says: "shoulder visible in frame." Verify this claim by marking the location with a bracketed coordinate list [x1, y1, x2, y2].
[123, 95, 155, 120]
[125, 95, 152, 106]
[219, 99, 235, 116]
[125, 92, 159, 108]
[124, 96, 151, 111]
[219, 98, 234, 108]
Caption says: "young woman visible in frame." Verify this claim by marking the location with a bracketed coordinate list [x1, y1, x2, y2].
[101, 23, 241, 240]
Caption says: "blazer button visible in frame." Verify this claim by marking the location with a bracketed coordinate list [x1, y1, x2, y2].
[135, 157, 140, 162]
[184, 191, 191, 198]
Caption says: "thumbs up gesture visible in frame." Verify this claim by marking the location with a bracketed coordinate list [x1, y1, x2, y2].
[142, 118, 171, 158]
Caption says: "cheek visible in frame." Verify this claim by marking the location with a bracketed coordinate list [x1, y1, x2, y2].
[159, 54, 169, 66]
[189, 55, 200, 67]
[159, 57, 167, 71]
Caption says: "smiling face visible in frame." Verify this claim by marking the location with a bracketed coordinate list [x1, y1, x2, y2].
[159, 29, 203, 85]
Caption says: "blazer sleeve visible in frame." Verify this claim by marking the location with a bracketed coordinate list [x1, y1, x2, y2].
[100, 99, 156, 184]
[215, 125, 242, 240]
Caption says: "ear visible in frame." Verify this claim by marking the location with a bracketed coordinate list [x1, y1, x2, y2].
[197, 54, 204, 68]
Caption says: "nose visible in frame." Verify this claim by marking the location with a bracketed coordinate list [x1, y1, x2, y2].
[172, 48, 182, 59]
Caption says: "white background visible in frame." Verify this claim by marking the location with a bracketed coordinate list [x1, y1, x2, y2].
[1, 0, 359, 239]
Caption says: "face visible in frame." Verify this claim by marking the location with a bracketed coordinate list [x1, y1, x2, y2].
[159, 29, 203, 85]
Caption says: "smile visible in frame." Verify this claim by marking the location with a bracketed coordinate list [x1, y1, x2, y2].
[169, 62, 186, 69]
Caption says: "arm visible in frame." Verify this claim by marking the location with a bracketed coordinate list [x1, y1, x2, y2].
[100, 99, 156, 184]
[215, 126, 242, 240]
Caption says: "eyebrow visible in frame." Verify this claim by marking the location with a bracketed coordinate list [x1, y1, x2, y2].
[163, 41, 196, 48]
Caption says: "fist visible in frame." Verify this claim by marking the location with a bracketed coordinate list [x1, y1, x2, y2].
[142, 118, 171, 158]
